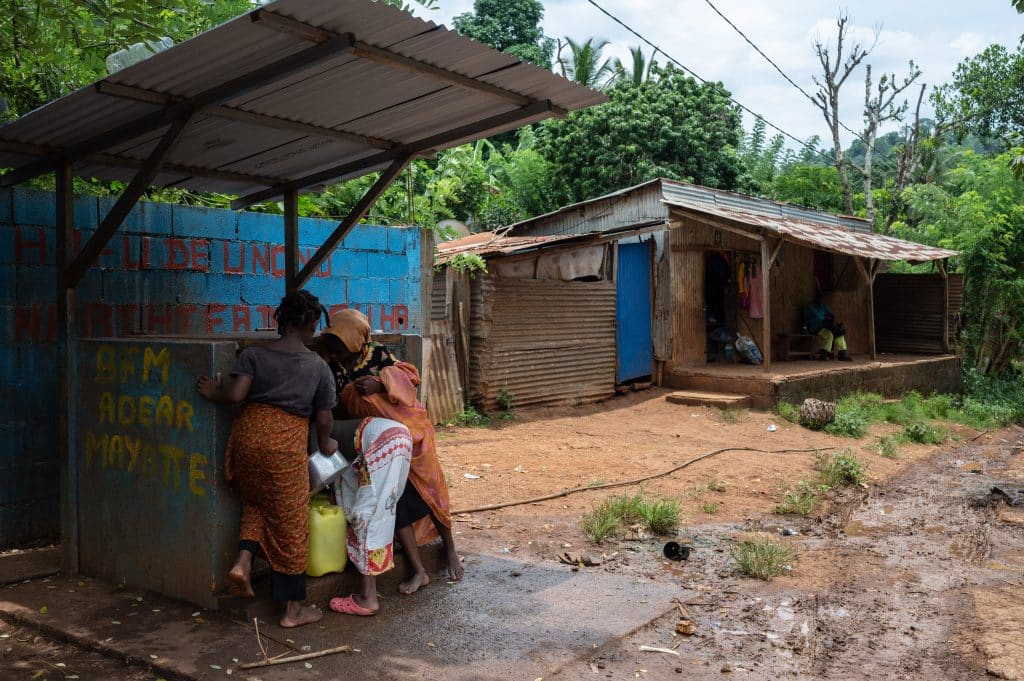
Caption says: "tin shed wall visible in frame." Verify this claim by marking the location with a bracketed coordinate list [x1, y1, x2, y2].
[511, 183, 669, 237]
[467, 274, 616, 411]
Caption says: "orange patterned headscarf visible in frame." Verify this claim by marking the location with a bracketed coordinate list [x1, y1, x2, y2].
[323, 309, 371, 353]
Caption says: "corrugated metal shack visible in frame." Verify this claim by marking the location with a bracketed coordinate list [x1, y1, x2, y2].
[432, 178, 964, 415]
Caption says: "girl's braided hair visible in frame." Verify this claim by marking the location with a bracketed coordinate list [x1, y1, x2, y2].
[273, 289, 324, 335]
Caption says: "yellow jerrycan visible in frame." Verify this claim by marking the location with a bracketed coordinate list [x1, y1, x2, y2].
[307, 501, 347, 576]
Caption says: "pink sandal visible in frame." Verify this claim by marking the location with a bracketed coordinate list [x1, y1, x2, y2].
[329, 595, 378, 616]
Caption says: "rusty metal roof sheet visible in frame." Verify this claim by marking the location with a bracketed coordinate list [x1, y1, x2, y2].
[665, 199, 958, 263]
[0, 0, 605, 198]
[435, 231, 583, 262]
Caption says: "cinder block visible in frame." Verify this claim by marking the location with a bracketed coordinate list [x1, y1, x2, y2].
[347, 277, 390, 303]
[0, 504, 31, 548]
[0, 226, 14, 265]
[342, 225, 388, 252]
[177, 272, 242, 305]
[138, 270, 179, 306]
[0, 345, 18, 385]
[365, 252, 409, 279]
[74, 195, 98, 230]
[303, 277, 345, 306]
[173, 204, 237, 240]
[0, 466, 35, 505]
[299, 217, 337, 247]
[241, 275, 287, 306]
[13, 189, 55, 227]
[119, 199, 173, 236]
[238, 211, 285, 244]
[330, 250, 367, 278]
[10, 225, 53, 265]
[29, 498, 59, 541]
[387, 226, 413, 254]
[0, 188, 12, 224]
[16, 267, 56, 303]
[0, 265, 14, 299]
[102, 270, 146, 305]
[77, 268, 103, 304]
[389, 279, 408, 304]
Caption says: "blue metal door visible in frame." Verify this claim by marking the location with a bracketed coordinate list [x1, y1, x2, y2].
[616, 242, 653, 382]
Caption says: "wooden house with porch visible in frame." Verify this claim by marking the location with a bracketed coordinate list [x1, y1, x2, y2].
[429, 179, 961, 415]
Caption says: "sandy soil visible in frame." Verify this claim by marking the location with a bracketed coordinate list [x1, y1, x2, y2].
[434, 389, 1024, 680]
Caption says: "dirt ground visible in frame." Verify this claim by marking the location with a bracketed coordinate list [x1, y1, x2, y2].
[2, 388, 1021, 680]
[436, 388, 1024, 680]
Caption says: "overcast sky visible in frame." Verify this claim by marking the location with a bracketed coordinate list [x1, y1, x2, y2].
[428, 0, 1023, 148]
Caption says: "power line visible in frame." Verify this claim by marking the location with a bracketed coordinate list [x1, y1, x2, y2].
[583, 0, 812, 149]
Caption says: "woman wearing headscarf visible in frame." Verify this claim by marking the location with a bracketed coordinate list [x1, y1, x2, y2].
[196, 290, 337, 628]
[320, 309, 461, 601]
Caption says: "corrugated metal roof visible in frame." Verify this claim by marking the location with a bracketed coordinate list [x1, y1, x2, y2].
[435, 231, 584, 262]
[666, 201, 957, 263]
[0, 0, 605, 199]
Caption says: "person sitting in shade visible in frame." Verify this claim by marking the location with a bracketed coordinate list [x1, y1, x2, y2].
[803, 293, 852, 361]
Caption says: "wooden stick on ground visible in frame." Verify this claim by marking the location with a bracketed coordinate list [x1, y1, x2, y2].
[253, 617, 270, 662]
[239, 645, 354, 670]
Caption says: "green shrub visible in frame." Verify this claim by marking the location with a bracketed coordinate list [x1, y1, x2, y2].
[876, 436, 900, 459]
[700, 501, 721, 515]
[446, 404, 490, 428]
[582, 509, 618, 543]
[640, 498, 682, 535]
[731, 536, 797, 580]
[774, 480, 820, 515]
[815, 450, 866, 487]
[902, 422, 946, 444]
[775, 401, 800, 424]
[497, 387, 515, 414]
[824, 411, 868, 438]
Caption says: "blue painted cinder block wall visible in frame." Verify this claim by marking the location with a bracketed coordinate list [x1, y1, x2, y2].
[0, 187, 424, 548]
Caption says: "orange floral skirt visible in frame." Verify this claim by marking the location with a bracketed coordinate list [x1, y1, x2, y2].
[224, 403, 309, 576]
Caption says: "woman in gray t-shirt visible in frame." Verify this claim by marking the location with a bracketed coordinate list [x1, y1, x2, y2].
[197, 290, 336, 628]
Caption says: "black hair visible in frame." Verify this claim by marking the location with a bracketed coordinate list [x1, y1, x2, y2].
[273, 289, 323, 335]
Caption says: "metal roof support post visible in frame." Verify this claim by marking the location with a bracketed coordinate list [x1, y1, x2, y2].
[295, 155, 414, 289]
[55, 161, 79, 575]
[66, 114, 194, 286]
[284, 190, 299, 294]
[760, 237, 772, 372]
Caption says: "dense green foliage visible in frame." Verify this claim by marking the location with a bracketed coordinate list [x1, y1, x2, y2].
[536, 65, 743, 205]
[452, 0, 554, 69]
[0, 0, 254, 121]
[934, 42, 1024, 140]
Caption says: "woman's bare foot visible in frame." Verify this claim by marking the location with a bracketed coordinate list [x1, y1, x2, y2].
[280, 603, 322, 628]
[226, 553, 255, 597]
[398, 569, 430, 595]
[351, 591, 380, 612]
[445, 548, 464, 581]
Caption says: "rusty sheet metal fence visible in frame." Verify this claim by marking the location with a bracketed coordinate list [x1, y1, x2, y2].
[874, 273, 963, 354]
[467, 274, 616, 411]
[424, 319, 464, 423]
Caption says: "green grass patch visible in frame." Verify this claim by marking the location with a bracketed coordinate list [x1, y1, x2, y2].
[774, 480, 820, 516]
[731, 536, 797, 580]
[815, 450, 866, 488]
[875, 436, 901, 459]
[774, 401, 800, 424]
[717, 407, 748, 424]
[700, 501, 722, 515]
[902, 422, 946, 444]
[824, 410, 868, 438]
[706, 478, 728, 492]
[581, 491, 682, 543]
[444, 404, 491, 428]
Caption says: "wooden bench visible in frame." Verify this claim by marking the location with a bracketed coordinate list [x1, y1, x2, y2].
[775, 333, 818, 361]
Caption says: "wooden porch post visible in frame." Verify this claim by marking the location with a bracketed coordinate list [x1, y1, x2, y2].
[56, 161, 79, 575]
[760, 238, 772, 372]
[938, 259, 950, 353]
[855, 256, 879, 360]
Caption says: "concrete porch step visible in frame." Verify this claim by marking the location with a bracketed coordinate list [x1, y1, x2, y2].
[665, 390, 752, 409]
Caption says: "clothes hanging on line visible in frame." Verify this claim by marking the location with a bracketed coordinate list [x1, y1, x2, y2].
[747, 262, 763, 319]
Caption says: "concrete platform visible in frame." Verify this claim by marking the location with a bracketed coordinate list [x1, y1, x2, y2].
[0, 547, 60, 585]
[665, 391, 751, 409]
[666, 353, 961, 408]
[0, 552, 680, 681]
